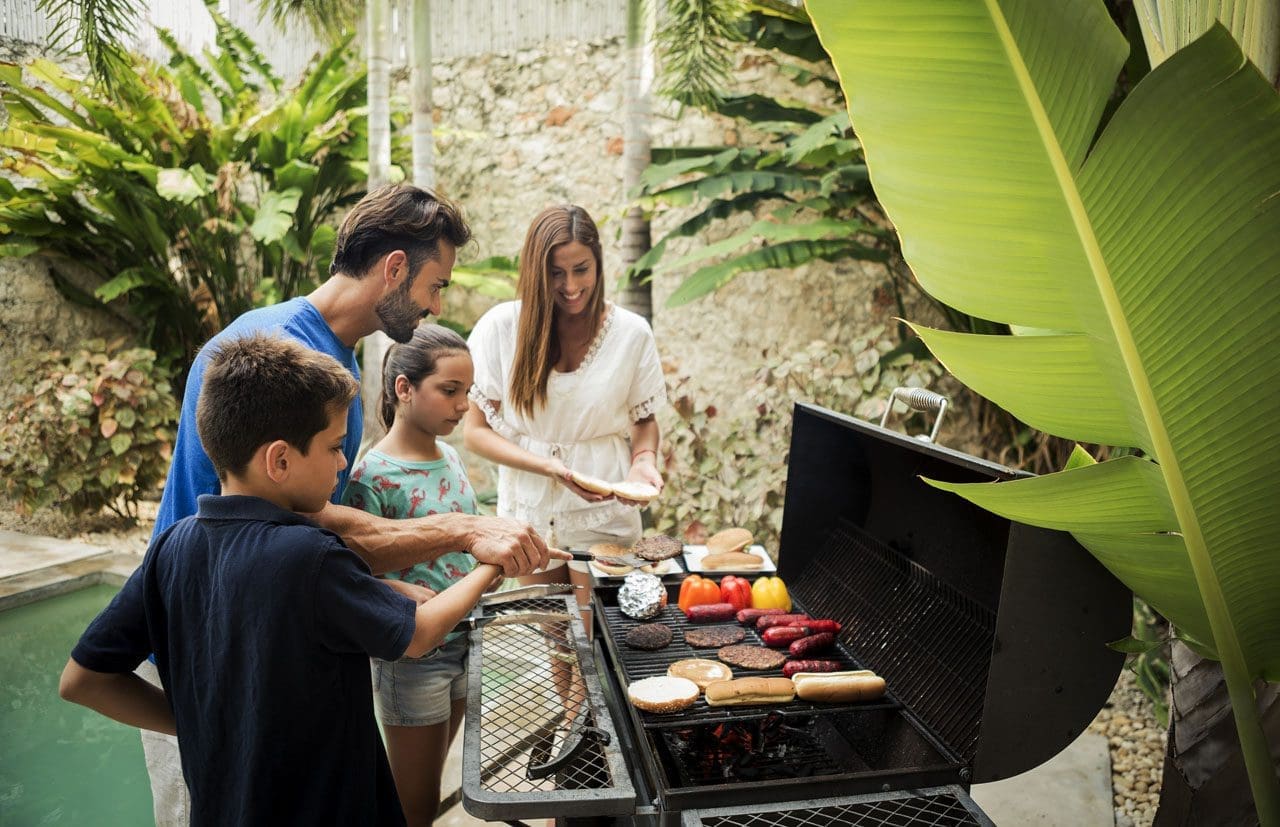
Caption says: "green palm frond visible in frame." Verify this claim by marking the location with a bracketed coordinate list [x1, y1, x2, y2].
[36, 0, 141, 92]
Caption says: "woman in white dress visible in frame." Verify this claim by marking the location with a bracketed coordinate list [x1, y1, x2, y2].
[464, 205, 666, 621]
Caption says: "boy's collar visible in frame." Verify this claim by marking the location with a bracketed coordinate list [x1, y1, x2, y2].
[195, 494, 316, 527]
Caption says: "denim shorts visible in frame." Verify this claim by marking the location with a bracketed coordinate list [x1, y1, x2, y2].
[371, 634, 469, 727]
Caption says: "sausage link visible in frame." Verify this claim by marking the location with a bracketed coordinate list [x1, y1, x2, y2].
[793, 619, 842, 634]
[685, 602, 739, 622]
[755, 613, 812, 630]
[736, 608, 787, 625]
[782, 659, 843, 678]
[788, 632, 836, 657]
[761, 626, 810, 647]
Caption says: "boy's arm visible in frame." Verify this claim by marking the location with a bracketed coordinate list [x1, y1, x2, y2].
[59, 658, 177, 736]
[403, 563, 504, 658]
[310, 502, 565, 577]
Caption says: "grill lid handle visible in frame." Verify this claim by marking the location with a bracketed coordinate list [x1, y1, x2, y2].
[525, 717, 612, 780]
[879, 387, 949, 443]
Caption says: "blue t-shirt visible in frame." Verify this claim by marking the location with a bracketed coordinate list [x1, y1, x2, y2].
[72, 495, 414, 827]
[153, 297, 362, 539]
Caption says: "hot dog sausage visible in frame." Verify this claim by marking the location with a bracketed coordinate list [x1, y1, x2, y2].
[685, 602, 739, 622]
[790, 619, 841, 634]
[782, 659, 843, 678]
[788, 632, 835, 657]
[761, 626, 810, 647]
[736, 608, 787, 625]
[756, 613, 811, 630]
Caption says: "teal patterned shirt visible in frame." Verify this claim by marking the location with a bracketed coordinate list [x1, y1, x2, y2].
[341, 442, 478, 644]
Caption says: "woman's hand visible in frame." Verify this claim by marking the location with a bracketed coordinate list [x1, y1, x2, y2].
[547, 458, 613, 503]
[617, 451, 663, 506]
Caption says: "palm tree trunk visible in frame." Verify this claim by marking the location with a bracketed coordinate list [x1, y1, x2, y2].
[410, 0, 435, 190]
[618, 0, 655, 321]
[361, 0, 393, 452]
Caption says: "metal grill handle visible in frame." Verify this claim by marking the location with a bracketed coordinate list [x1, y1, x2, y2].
[879, 387, 948, 443]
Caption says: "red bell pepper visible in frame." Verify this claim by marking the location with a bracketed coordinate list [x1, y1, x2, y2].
[719, 575, 753, 611]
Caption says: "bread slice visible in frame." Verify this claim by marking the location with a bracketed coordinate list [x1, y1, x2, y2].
[701, 550, 763, 570]
[570, 471, 615, 495]
[704, 677, 795, 706]
[667, 658, 733, 690]
[627, 676, 700, 714]
[611, 480, 659, 504]
[706, 527, 752, 555]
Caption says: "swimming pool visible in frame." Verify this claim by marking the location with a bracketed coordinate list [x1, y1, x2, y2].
[0, 583, 153, 824]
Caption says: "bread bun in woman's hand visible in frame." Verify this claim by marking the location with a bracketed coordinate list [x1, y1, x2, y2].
[704, 677, 795, 706]
[611, 480, 659, 504]
[569, 470, 615, 495]
[791, 671, 886, 703]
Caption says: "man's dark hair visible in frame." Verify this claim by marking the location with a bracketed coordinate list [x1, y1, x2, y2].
[197, 333, 360, 480]
[329, 184, 472, 281]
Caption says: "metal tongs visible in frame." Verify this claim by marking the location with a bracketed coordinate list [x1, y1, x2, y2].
[449, 583, 582, 634]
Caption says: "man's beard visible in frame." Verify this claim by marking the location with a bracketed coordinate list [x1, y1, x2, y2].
[375, 282, 428, 343]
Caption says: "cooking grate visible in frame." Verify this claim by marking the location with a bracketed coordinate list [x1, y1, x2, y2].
[680, 786, 992, 827]
[462, 596, 634, 819]
[790, 520, 996, 760]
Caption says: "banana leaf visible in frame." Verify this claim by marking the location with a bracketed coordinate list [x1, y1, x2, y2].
[807, 0, 1280, 818]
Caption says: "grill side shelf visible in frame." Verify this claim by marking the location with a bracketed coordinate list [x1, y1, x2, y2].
[462, 595, 635, 820]
[678, 785, 995, 827]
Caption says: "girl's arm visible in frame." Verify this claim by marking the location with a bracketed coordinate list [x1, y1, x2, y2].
[624, 415, 663, 491]
[403, 563, 503, 658]
[59, 659, 178, 735]
[463, 402, 608, 502]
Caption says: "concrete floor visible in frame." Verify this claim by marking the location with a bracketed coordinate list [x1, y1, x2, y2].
[2, 528, 1116, 826]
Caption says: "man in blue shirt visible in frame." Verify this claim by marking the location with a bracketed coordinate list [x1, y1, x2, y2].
[136, 185, 562, 824]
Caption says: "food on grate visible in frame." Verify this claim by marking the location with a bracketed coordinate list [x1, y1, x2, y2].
[589, 543, 635, 576]
[788, 632, 836, 657]
[704, 677, 795, 706]
[618, 571, 668, 620]
[716, 644, 787, 671]
[683, 625, 745, 648]
[756, 613, 812, 630]
[611, 480, 660, 505]
[627, 675, 700, 714]
[632, 534, 683, 562]
[706, 527, 753, 555]
[736, 608, 787, 625]
[792, 671, 886, 703]
[782, 659, 844, 678]
[570, 470, 616, 495]
[701, 551, 764, 570]
[684, 602, 738, 623]
[639, 559, 675, 575]
[667, 658, 734, 690]
[761, 626, 810, 647]
[797, 619, 842, 634]
[625, 622, 673, 651]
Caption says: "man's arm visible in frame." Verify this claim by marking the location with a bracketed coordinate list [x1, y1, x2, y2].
[311, 501, 566, 577]
[59, 658, 177, 735]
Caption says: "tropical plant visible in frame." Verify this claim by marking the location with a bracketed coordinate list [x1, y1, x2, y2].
[0, 338, 178, 521]
[806, 0, 1280, 820]
[0, 6, 386, 383]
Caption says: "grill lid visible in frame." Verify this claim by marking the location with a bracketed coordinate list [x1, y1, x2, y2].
[777, 403, 1128, 779]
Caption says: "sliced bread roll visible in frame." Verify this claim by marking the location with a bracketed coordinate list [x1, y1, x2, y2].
[627, 676, 700, 714]
[706, 527, 753, 555]
[701, 550, 763, 570]
[704, 677, 795, 706]
[611, 480, 660, 504]
[667, 658, 734, 690]
[792, 671, 887, 703]
[570, 471, 615, 495]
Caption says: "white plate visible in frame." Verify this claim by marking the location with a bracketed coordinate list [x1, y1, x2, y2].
[681, 544, 777, 574]
[588, 557, 680, 579]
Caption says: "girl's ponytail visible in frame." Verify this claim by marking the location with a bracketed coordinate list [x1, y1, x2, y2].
[379, 325, 470, 431]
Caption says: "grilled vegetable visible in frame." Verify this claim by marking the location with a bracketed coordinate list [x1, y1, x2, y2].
[685, 602, 739, 622]
[677, 575, 722, 614]
[761, 625, 810, 647]
[718, 575, 753, 611]
[788, 632, 835, 657]
[782, 659, 843, 678]
[750, 576, 791, 611]
[736, 608, 786, 625]
[756, 613, 812, 630]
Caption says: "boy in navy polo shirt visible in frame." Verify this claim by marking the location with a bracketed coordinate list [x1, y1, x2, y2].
[59, 333, 500, 827]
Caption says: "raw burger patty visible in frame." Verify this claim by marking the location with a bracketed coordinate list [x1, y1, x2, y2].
[684, 626, 745, 648]
[717, 644, 787, 671]
[632, 535, 683, 562]
[625, 623, 674, 651]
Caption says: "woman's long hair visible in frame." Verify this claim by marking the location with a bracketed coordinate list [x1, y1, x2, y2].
[508, 205, 605, 416]
[379, 324, 469, 431]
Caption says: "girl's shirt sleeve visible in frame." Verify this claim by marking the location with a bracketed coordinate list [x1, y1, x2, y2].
[627, 322, 667, 422]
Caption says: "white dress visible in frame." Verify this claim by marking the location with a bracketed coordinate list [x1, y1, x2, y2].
[467, 301, 666, 544]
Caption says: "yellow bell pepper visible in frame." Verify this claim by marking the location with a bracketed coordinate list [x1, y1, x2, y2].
[751, 576, 791, 612]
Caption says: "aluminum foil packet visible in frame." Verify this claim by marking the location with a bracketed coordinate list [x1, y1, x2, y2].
[618, 571, 667, 620]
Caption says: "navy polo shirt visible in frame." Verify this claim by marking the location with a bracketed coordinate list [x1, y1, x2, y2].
[72, 495, 415, 827]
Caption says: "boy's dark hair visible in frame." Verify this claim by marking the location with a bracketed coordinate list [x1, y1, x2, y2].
[379, 324, 469, 431]
[330, 184, 472, 282]
[197, 333, 360, 480]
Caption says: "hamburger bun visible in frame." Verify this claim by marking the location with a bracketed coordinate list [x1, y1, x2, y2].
[706, 528, 753, 555]
[588, 543, 634, 573]
[590, 558, 634, 576]
[792, 671, 887, 703]
[704, 677, 795, 707]
[667, 658, 734, 690]
[570, 471, 616, 495]
[627, 676, 700, 714]
[701, 550, 763, 571]
[611, 480, 660, 504]
[639, 559, 674, 575]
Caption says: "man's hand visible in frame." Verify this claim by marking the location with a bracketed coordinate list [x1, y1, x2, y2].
[465, 516, 565, 576]
[382, 578, 437, 606]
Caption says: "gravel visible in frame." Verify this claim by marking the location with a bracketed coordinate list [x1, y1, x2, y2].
[1089, 668, 1168, 827]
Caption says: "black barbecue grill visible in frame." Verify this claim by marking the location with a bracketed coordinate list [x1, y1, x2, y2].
[463, 401, 1131, 826]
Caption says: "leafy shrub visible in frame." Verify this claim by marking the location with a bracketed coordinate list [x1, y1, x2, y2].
[0, 339, 179, 520]
[651, 329, 942, 551]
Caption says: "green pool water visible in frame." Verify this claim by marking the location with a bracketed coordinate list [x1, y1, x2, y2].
[0, 584, 153, 825]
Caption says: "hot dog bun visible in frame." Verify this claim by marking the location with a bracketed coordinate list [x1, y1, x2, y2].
[704, 677, 795, 706]
[701, 550, 763, 570]
[792, 671, 886, 703]
[627, 676, 700, 713]
[706, 528, 752, 555]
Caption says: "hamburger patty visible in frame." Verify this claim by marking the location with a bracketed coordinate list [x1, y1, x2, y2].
[717, 644, 787, 671]
[625, 623, 674, 651]
[683, 625, 745, 648]
[632, 535, 683, 562]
